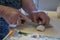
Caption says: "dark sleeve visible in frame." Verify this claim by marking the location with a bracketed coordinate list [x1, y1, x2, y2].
[5, 0, 22, 9]
[0, 18, 9, 39]
[0, 0, 5, 5]
[0, 0, 22, 9]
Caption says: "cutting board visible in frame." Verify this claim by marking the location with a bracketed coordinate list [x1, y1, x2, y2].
[16, 11, 60, 38]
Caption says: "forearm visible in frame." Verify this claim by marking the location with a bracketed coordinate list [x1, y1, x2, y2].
[0, 5, 5, 17]
[22, 0, 37, 15]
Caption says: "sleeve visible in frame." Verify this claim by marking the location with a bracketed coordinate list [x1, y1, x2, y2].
[0, 0, 5, 5]
[5, 0, 22, 9]
[0, 18, 9, 39]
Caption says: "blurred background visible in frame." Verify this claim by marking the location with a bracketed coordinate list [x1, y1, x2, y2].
[20, 0, 60, 15]
[33, 0, 60, 11]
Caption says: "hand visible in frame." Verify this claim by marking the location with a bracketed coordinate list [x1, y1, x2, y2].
[30, 12, 50, 26]
[1, 6, 31, 24]
[4, 11, 31, 24]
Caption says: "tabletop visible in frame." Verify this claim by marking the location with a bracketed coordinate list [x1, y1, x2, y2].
[17, 11, 60, 38]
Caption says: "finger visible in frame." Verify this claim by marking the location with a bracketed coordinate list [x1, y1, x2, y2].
[17, 17, 21, 25]
[24, 16, 32, 22]
[33, 16, 38, 23]
[45, 16, 50, 26]
[40, 17, 46, 25]
[19, 13, 32, 22]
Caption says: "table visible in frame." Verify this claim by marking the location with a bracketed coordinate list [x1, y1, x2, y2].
[17, 11, 60, 38]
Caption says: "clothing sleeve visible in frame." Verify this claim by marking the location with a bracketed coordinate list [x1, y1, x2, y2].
[0, 0, 22, 9]
[5, 0, 22, 9]
[0, 18, 9, 39]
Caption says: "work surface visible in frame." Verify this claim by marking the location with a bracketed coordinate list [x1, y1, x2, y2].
[16, 11, 60, 38]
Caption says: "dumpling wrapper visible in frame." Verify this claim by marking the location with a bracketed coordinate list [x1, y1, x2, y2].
[36, 25, 45, 32]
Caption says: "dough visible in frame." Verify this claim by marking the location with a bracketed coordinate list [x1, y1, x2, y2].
[36, 25, 45, 31]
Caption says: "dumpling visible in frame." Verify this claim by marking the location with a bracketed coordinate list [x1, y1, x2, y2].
[36, 25, 45, 32]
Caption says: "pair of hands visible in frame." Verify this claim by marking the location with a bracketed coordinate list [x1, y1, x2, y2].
[2, 11, 50, 25]
[19, 12, 50, 26]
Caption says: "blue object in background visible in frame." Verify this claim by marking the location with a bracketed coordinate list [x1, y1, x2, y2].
[0, 18, 9, 40]
[0, 0, 22, 9]
[5, 0, 22, 9]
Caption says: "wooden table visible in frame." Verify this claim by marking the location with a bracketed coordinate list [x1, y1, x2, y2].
[18, 11, 60, 38]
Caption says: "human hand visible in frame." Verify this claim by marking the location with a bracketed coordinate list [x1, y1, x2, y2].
[30, 12, 50, 26]
[1, 6, 31, 24]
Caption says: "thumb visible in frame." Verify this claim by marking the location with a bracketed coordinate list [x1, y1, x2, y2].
[17, 17, 22, 25]
[41, 17, 46, 25]
[24, 16, 32, 22]
[33, 16, 37, 23]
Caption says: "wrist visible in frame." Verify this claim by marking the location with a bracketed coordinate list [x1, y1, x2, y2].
[30, 10, 44, 15]
[32, 10, 44, 14]
[9, 24, 16, 28]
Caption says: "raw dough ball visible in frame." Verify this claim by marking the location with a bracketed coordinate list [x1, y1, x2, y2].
[36, 25, 45, 31]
